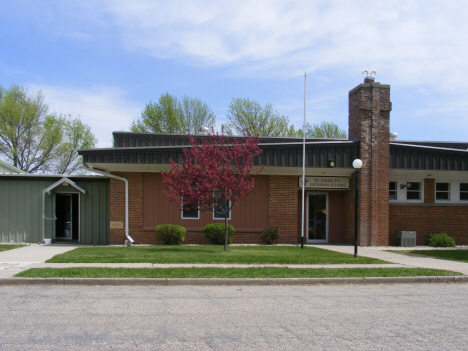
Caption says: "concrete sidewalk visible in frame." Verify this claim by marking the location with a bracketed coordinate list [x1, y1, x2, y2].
[1, 243, 468, 285]
[0, 244, 83, 278]
[311, 245, 468, 275]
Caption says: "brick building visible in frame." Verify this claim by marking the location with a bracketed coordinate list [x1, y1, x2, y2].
[79, 78, 468, 246]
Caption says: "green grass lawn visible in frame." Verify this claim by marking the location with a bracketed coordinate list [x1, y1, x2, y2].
[388, 249, 468, 263]
[46, 245, 388, 264]
[0, 245, 24, 253]
[15, 267, 461, 279]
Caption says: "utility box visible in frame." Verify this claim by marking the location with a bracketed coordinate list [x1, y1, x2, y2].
[396, 231, 416, 247]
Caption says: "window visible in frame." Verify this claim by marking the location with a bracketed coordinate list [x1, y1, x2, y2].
[213, 194, 231, 220]
[460, 183, 468, 201]
[182, 205, 199, 219]
[181, 198, 199, 219]
[389, 182, 397, 200]
[436, 183, 450, 201]
[406, 182, 421, 200]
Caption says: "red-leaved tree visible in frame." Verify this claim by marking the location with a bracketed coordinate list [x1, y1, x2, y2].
[161, 131, 264, 250]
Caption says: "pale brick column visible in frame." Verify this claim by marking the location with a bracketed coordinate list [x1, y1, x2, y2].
[348, 78, 392, 246]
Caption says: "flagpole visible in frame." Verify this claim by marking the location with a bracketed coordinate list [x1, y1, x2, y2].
[301, 72, 306, 249]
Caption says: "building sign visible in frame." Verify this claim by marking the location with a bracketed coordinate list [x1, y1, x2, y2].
[298, 176, 349, 189]
[110, 221, 124, 229]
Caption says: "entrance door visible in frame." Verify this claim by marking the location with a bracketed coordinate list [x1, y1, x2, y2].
[55, 193, 79, 241]
[307, 193, 328, 243]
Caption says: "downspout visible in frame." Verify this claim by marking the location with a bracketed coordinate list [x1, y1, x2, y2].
[42, 189, 46, 242]
[82, 163, 134, 244]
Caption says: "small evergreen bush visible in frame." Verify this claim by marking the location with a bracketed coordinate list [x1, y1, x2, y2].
[261, 227, 280, 245]
[427, 232, 456, 247]
[156, 224, 186, 245]
[204, 223, 235, 245]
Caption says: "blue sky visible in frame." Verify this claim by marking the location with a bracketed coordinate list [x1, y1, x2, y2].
[1, 0, 468, 147]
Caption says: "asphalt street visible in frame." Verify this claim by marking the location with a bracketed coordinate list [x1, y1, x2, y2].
[1, 283, 467, 350]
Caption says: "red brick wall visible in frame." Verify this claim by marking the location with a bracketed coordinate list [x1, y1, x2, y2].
[110, 172, 147, 245]
[109, 172, 299, 245]
[424, 178, 435, 203]
[389, 204, 468, 245]
[342, 172, 356, 245]
[268, 175, 299, 243]
[348, 82, 391, 246]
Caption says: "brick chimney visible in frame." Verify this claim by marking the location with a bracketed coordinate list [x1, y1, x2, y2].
[348, 78, 392, 246]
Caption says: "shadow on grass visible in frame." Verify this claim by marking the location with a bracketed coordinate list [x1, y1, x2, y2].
[389, 249, 468, 264]
[129, 246, 222, 254]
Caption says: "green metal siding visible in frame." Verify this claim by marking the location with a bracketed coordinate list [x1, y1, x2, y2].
[0, 179, 52, 242]
[0, 177, 109, 244]
[75, 180, 110, 245]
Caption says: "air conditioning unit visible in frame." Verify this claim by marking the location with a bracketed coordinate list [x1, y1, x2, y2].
[396, 231, 416, 247]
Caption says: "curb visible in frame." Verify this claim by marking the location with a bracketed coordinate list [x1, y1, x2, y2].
[1, 276, 468, 286]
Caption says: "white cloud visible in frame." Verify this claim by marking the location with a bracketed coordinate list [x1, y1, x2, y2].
[101, 0, 468, 90]
[8, 0, 468, 143]
[89, 0, 468, 142]
[28, 84, 141, 148]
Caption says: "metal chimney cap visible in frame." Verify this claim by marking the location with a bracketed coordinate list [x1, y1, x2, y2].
[362, 69, 377, 83]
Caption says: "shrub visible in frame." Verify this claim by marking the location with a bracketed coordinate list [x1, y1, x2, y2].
[156, 224, 186, 245]
[261, 227, 280, 245]
[427, 232, 456, 247]
[204, 223, 235, 245]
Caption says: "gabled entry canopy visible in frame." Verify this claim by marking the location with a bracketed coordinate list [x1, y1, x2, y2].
[42, 177, 86, 242]
[44, 177, 86, 195]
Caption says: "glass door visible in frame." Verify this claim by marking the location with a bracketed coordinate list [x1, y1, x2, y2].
[307, 193, 328, 243]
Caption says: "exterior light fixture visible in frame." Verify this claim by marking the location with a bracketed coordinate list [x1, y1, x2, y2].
[400, 183, 412, 189]
[352, 159, 363, 170]
[328, 159, 335, 168]
[352, 159, 363, 258]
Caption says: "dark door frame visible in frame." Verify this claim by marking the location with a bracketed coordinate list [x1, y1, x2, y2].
[54, 192, 80, 242]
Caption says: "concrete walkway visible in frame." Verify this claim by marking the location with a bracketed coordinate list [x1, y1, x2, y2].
[0, 244, 82, 278]
[1, 243, 468, 285]
[311, 245, 468, 275]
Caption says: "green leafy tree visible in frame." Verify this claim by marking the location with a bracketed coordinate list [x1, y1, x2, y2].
[296, 121, 347, 139]
[0, 84, 97, 174]
[180, 95, 216, 134]
[131, 93, 216, 134]
[52, 115, 98, 174]
[223, 98, 295, 137]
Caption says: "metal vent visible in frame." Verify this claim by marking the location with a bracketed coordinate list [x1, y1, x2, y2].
[396, 231, 416, 247]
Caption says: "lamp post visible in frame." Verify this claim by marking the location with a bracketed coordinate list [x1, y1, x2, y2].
[352, 159, 363, 258]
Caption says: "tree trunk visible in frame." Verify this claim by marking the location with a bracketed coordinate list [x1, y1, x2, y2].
[224, 199, 228, 251]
